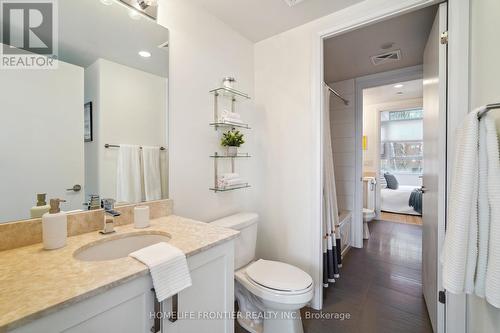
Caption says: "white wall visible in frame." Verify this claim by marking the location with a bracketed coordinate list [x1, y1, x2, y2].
[0, 59, 84, 222]
[467, 0, 500, 331]
[329, 79, 356, 213]
[157, 0, 260, 221]
[84, 59, 167, 202]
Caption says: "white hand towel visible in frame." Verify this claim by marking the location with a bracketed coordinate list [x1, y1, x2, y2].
[484, 113, 500, 308]
[220, 173, 240, 180]
[222, 117, 244, 125]
[130, 242, 192, 302]
[218, 177, 244, 188]
[142, 146, 162, 201]
[219, 110, 244, 124]
[116, 145, 142, 204]
[475, 118, 490, 297]
[441, 109, 480, 294]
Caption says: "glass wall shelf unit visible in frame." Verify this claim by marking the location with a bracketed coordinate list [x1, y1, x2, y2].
[210, 184, 251, 192]
[209, 84, 252, 193]
[209, 87, 251, 100]
[211, 87, 251, 132]
[209, 122, 251, 130]
[210, 152, 251, 158]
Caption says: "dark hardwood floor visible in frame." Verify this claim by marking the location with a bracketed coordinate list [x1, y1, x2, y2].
[236, 219, 433, 333]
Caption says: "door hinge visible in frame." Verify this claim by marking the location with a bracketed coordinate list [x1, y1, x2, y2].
[440, 31, 448, 45]
[439, 290, 446, 304]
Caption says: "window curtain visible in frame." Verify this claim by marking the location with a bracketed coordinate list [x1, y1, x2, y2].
[323, 85, 341, 288]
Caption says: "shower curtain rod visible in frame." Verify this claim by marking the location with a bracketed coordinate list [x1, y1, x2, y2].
[324, 83, 350, 106]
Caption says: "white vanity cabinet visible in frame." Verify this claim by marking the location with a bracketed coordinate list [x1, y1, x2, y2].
[161, 240, 235, 333]
[9, 240, 234, 333]
[9, 275, 155, 333]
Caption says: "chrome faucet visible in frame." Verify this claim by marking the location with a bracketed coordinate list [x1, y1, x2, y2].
[84, 194, 101, 211]
[100, 198, 121, 234]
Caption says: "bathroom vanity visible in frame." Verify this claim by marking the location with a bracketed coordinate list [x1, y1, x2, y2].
[0, 212, 237, 333]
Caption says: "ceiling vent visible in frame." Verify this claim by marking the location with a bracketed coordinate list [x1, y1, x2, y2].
[370, 49, 401, 66]
[283, 0, 306, 7]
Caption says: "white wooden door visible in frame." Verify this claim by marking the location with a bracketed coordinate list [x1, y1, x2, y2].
[422, 3, 447, 333]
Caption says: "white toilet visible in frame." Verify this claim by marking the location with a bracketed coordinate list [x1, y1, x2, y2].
[211, 213, 313, 333]
[363, 177, 377, 239]
[363, 208, 376, 239]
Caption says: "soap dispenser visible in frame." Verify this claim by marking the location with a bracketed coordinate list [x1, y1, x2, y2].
[30, 193, 51, 218]
[42, 199, 67, 250]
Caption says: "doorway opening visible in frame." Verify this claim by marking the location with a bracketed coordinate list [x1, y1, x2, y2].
[318, 3, 447, 333]
[363, 80, 424, 227]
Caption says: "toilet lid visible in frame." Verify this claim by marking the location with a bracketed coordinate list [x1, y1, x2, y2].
[246, 259, 313, 292]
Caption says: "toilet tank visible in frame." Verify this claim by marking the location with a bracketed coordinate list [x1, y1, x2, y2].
[363, 177, 376, 210]
[211, 213, 259, 270]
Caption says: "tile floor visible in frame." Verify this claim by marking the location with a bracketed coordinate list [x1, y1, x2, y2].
[236, 219, 432, 333]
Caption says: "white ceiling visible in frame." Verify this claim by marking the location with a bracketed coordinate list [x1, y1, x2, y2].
[324, 5, 437, 82]
[364, 79, 423, 106]
[58, 0, 169, 77]
[185, 0, 363, 42]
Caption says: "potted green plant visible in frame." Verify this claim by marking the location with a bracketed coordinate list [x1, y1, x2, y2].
[221, 129, 245, 156]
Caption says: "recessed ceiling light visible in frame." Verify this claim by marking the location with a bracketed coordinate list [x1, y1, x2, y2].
[100, 0, 113, 5]
[394, 84, 404, 89]
[138, 51, 151, 58]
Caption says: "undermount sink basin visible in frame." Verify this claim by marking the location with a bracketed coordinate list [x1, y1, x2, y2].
[74, 232, 171, 262]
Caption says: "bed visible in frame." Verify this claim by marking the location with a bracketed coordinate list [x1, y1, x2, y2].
[381, 185, 421, 215]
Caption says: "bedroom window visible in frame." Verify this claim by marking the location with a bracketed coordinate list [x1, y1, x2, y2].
[380, 109, 423, 175]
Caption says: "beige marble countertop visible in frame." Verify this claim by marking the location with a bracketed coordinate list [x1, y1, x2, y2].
[0, 215, 239, 332]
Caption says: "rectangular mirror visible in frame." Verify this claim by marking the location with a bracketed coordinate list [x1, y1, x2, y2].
[0, 0, 169, 223]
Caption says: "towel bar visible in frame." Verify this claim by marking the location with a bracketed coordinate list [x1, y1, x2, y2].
[104, 144, 166, 151]
[478, 103, 500, 119]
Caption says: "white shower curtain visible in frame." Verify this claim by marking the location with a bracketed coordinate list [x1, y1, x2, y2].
[323, 85, 341, 288]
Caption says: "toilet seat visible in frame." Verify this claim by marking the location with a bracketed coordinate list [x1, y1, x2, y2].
[246, 259, 313, 292]
[363, 208, 375, 221]
[235, 262, 314, 305]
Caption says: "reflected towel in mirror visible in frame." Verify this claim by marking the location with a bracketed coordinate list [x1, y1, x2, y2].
[116, 145, 142, 203]
[142, 146, 162, 201]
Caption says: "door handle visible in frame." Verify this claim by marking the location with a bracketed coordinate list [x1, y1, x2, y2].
[421, 186, 427, 193]
[66, 184, 82, 192]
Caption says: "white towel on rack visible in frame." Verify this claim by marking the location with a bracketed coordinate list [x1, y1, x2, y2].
[484, 113, 500, 308]
[441, 109, 480, 294]
[142, 146, 162, 201]
[219, 110, 243, 124]
[218, 177, 244, 188]
[219, 173, 240, 180]
[475, 118, 490, 297]
[130, 242, 192, 302]
[116, 145, 142, 204]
